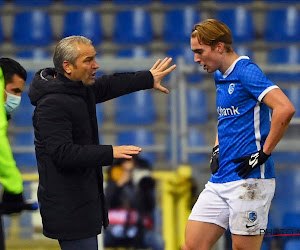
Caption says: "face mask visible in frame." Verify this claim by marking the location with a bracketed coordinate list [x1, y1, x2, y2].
[4, 91, 21, 115]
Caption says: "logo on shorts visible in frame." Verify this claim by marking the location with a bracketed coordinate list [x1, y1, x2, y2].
[228, 83, 235, 94]
[248, 211, 257, 223]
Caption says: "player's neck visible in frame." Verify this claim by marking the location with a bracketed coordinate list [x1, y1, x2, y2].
[219, 52, 239, 74]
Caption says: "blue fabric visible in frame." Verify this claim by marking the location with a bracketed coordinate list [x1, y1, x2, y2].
[211, 57, 276, 183]
[59, 236, 98, 250]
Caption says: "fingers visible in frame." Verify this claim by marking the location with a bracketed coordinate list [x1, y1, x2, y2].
[156, 84, 169, 94]
[162, 64, 177, 75]
[113, 145, 142, 159]
[156, 57, 171, 71]
[150, 59, 161, 71]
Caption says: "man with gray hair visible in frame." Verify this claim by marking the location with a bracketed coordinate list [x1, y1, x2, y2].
[28, 36, 175, 250]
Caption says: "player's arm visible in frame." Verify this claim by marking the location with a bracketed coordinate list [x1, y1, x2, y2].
[261, 88, 295, 155]
[234, 88, 295, 178]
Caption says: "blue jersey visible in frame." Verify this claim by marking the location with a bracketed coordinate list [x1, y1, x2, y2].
[210, 56, 278, 183]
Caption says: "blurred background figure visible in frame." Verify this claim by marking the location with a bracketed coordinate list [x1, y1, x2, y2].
[104, 156, 164, 250]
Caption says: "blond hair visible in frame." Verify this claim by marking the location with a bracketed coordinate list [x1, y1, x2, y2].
[191, 19, 233, 53]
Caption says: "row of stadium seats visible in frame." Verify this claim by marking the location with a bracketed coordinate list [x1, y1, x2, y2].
[12, 128, 208, 167]
[1, 7, 300, 46]
[11, 89, 209, 126]
[13, 87, 300, 128]
[14, 45, 300, 83]
[1, 0, 300, 6]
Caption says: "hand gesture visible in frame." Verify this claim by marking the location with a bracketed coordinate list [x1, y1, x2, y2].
[233, 149, 270, 178]
[113, 145, 142, 159]
[150, 57, 176, 94]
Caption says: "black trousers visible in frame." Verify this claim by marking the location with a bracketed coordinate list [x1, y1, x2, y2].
[0, 216, 5, 250]
[59, 236, 98, 250]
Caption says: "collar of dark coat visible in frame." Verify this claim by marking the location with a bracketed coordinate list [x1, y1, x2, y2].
[29, 68, 92, 106]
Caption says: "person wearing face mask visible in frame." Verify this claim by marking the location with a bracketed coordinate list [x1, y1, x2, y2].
[0, 58, 27, 250]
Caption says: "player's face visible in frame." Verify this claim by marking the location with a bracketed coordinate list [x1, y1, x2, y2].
[191, 36, 222, 73]
[4, 74, 25, 101]
[66, 43, 99, 86]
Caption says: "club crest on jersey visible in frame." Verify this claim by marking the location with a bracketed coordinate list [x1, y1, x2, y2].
[247, 211, 257, 223]
[228, 83, 235, 94]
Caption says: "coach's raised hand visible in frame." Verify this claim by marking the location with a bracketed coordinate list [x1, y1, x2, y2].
[113, 146, 142, 159]
[150, 57, 176, 94]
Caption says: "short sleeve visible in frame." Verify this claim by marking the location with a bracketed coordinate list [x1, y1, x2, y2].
[239, 62, 279, 102]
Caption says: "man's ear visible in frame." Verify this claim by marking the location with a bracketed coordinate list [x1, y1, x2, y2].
[217, 42, 225, 53]
[63, 60, 72, 74]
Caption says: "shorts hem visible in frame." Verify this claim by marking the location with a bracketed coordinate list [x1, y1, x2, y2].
[230, 229, 263, 236]
[188, 216, 227, 230]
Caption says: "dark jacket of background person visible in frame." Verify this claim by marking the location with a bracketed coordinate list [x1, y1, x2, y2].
[28, 68, 153, 240]
[104, 158, 157, 248]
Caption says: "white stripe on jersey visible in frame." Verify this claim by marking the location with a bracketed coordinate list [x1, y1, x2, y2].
[258, 85, 279, 102]
[254, 102, 265, 178]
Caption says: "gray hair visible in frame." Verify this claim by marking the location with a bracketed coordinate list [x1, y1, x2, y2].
[53, 36, 92, 74]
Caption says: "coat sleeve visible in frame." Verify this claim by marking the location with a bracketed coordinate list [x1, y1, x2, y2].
[35, 96, 113, 170]
[92, 70, 154, 103]
[0, 67, 23, 194]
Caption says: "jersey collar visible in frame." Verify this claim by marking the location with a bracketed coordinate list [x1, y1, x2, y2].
[222, 56, 250, 78]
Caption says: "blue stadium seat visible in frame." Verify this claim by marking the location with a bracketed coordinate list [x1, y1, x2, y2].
[188, 128, 207, 164]
[163, 8, 200, 44]
[264, 8, 300, 43]
[168, 89, 208, 124]
[167, 46, 203, 83]
[161, 0, 199, 3]
[0, 0, 4, 5]
[266, 47, 300, 82]
[166, 129, 207, 164]
[283, 213, 300, 230]
[13, 153, 37, 168]
[13, 0, 53, 5]
[265, 0, 300, 2]
[284, 240, 300, 250]
[260, 240, 270, 250]
[216, 0, 253, 2]
[13, 11, 52, 46]
[115, 91, 155, 125]
[13, 132, 36, 168]
[113, 0, 152, 4]
[12, 93, 34, 127]
[16, 49, 50, 59]
[25, 72, 35, 86]
[187, 89, 208, 124]
[96, 104, 104, 125]
[114, 9, 153, 44]
[216, 7, 254, 43]
[0, 18, 3, 45]
[117, 47, 150, 58]
[63, 10, 102, 45]
[235, 46, 254, 61]
[63, 0, 102, 5]
[116, 130, 156, 164]
[14, 132, 34, 146]
[283, 88, 300, 117]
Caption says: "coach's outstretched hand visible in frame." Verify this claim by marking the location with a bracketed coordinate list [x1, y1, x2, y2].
[150, 57, 176, 94]
[233, 149, 270, 178]
[113, 146, 142, 159]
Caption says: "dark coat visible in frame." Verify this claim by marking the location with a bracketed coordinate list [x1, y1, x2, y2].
[28, 68, 153, 240]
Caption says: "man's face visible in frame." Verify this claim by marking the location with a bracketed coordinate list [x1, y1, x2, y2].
[4, 74, 25, 101]
[191, 36, 222, 73]
[65, 43, 99, 85]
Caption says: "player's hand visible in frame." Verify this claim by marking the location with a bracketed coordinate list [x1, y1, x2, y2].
[150, 57, 176, 94]
[233, 149, 270, 178]
[113, 145, 142, 159]
[210, 145, 219, 174]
